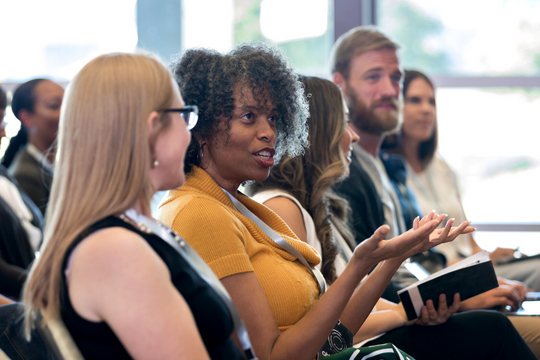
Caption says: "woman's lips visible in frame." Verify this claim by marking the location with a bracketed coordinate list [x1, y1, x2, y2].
[253, 149, 275, 167]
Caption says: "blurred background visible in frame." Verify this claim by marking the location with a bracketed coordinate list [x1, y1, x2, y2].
[1, 0, 538, 252]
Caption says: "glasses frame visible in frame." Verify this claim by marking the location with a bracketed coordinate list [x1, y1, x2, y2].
[162, 105, 199, 130]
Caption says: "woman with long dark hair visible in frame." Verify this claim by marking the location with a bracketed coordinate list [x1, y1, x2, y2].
[3, 78, 64, 215]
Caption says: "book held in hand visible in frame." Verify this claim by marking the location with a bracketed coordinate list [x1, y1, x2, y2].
[398, 251, 499, 321]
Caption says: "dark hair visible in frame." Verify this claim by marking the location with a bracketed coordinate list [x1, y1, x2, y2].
[0, 86, 7, 110]
[247, 76, 356, 284]
[171, 42, 309, 174]
[403, 70, 437, 165]
[1, 79, 46, 167]
[382, 70, 438, 166]
[11, 79, 46, 120]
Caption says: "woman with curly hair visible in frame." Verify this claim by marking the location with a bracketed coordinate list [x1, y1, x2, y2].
[157, 43, 468, 360]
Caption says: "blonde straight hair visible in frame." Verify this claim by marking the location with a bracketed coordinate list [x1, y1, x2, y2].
[23, 52, 174, 334]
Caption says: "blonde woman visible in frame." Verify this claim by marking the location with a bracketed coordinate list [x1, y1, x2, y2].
[23, 53, 245, 359]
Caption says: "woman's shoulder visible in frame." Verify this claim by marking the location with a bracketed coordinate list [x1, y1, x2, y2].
[69, 226, 157, 271]
[158, 189, 241, 228]
[250, 189, 301, 207]
[430, 153, 458, 179]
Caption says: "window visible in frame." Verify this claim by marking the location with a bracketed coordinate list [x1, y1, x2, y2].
[378, 0, 540, 252]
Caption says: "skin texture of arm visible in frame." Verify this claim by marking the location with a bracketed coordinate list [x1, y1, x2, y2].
[263, 197, 308, 243]
[264, 197, 467, 346]
[67, 227, 211, 360]
[252, 196, 470, 358]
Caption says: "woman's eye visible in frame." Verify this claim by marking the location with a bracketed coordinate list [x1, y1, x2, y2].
[268, 115, 278, 122]
[406, 97, 421, 104]
[241, 113, 253, 120]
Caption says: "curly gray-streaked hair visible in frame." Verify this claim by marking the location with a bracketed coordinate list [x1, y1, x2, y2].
[170, 41, 310, 174]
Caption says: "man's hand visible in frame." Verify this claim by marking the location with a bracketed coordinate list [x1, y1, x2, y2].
[459, 278, 527, 312]
[489, 248, 518, 264]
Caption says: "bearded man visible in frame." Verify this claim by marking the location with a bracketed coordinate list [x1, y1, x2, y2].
[331, 27, 405, 241]
[330, 26, 540, 356]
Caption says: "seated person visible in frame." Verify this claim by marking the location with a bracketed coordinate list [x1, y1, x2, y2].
[386, 69, 540, 291]
[247, 75, 536, 359]
[329, 27, 540, 355]
[7, 79, 64, 215]
[0, 86, 42, 300]
[157, 43, 469, 360]
[23, 52, 245, 360]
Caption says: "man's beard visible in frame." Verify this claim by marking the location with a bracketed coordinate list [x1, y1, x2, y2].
[345, 85, 401, 136]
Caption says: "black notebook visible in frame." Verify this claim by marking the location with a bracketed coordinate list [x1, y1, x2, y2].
[398, 251, 499, 320]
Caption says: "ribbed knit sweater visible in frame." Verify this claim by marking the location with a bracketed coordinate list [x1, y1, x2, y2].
[157, 166, 321, 332]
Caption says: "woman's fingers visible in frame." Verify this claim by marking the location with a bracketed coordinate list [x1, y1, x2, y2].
[417, 305, 430, 325]
[449, 293, 461, 314]
[436, 218, 454, 242]
[446, 221, 472, 240]
[426, 299, 438, 320]
[354, 225, 390, 258]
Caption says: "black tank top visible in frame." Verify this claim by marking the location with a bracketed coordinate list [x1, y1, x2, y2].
[61, 216, 244, 360]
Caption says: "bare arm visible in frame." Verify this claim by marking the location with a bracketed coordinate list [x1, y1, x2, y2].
[68, 228, 210, 360]
[263, 197, 308, 243]
[220, 211, 448, 360]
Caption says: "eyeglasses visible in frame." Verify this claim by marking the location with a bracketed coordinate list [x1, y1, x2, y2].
[163, 105, 199, 130]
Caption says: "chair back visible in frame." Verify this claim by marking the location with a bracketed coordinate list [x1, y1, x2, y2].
[36, 313, 84, 360]
[0, 304, 50, 360]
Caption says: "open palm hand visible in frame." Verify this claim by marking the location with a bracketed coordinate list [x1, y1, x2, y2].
[353, 212, 442, 265]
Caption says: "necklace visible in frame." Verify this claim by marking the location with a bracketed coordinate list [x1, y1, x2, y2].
[117, 208, 258, 360]
[118, 208, 187, 247]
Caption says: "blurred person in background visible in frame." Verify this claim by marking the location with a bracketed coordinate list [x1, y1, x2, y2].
[4, 79, 64, 215]
[0, 85, 42, 301]
[387, 69, 540, 291]
[0, 86, 6, 139]
[248, 75, 535, 360]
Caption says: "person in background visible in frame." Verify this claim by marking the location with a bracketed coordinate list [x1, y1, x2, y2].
[5, 79, 64, 215]
[247, 75, 536, 360]
[23, 52, 244, 360]
[158, 43, 469, 360]
[0, 86, 42, 300]
[389, 69, 540, 290]
[330, 26, 540, 357]
[0, 86, 7, 139]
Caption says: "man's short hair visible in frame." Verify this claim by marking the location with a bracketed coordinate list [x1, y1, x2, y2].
[329, 26, 400, 79]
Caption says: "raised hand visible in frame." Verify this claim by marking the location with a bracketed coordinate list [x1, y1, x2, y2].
[352, 215, 442, 266]
[406, 212, 475, 257]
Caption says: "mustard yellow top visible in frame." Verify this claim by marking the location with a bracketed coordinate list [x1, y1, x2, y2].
[157, 166, 321, 332]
